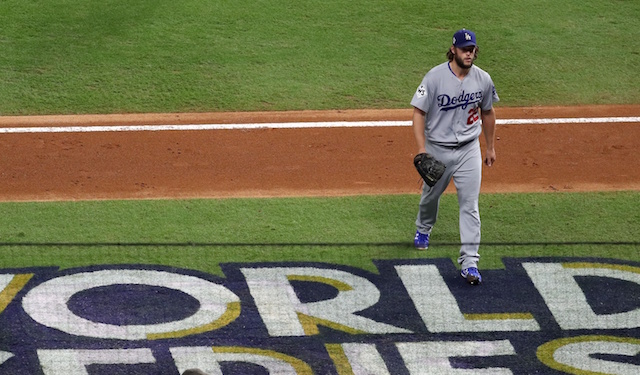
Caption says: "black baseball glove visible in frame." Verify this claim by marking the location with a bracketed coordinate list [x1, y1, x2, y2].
[413, 153, 446, 187]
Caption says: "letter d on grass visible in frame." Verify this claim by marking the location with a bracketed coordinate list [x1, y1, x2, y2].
[523, 262, 640, 330]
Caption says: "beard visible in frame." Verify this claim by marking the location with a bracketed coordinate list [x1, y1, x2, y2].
[454, 54, 474, 69]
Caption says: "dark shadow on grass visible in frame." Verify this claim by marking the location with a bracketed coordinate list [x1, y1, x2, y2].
[0, 241, 638, 248]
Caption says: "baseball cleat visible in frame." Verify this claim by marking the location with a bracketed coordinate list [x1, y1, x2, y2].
[182, 370, 208, 375]
[413, 231, 430, 250]
[461, 267, 482, 285]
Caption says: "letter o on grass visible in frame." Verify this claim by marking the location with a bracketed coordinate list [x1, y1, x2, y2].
[22, 269, 240, 340]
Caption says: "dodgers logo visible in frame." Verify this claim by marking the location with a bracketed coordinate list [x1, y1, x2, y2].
[438, 90, 483, 111]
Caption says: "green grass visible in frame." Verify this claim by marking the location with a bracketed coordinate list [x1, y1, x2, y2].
[1, 0, 639, 115]
[0, 1, 637, 274]
[1, 192, 638, 275]
[0, 3, 637, 372]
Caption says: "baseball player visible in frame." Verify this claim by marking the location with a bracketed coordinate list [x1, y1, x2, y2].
[410, 29, 499, 285]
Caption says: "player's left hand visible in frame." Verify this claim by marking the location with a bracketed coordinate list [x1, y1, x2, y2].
[484, 149, 496, 166]
[414, 153, 446, 187]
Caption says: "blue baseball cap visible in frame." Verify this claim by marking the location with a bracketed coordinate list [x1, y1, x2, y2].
[452, 29, 477, 48]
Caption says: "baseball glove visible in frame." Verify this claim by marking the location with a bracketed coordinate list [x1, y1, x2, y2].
[413, 153, 446, 187]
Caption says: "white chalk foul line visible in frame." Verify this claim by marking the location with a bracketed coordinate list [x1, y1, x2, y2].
[498, 117, 640, 125]
[0, 117, 638, 134]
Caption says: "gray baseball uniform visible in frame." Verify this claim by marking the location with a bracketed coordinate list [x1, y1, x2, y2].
[411, 61, 499, 269]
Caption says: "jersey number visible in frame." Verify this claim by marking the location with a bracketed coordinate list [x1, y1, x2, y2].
[467, 108, 479, 125]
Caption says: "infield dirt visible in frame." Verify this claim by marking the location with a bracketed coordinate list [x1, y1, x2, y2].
[1, 104, 639, 201]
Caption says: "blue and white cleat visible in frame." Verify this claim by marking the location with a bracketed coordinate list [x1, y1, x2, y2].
[182, 370, 208, 375]
[461, 267, 482, 285]
[413, 231, 430, 250]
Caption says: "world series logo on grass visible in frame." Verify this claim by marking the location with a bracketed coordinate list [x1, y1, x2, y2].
[0, 257, 638, 374]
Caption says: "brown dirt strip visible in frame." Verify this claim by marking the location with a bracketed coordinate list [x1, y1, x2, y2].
[1, 104, 639, 201]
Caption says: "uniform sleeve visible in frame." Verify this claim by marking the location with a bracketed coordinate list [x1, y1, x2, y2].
[410, 76, 430, 113]
[481, 74, 499, 111]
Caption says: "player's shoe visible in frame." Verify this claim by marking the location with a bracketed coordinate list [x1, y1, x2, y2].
[461, 267, 482, 285]
[414, 231, 430, 250]
[182, 370, 208, 375]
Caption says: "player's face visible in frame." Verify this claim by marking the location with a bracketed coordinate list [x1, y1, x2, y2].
[453, 46, 477, 69]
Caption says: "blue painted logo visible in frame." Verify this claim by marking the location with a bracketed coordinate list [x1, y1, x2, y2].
[0, 258, 638, 374]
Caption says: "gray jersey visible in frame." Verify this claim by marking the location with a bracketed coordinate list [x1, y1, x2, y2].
[411, 62, 499, 147]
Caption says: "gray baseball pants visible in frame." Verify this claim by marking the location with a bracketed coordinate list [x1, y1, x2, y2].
[415, 138, 482, 269]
